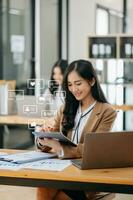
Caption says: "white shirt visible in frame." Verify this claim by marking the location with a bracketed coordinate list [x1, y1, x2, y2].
[71, 101, 96, 145]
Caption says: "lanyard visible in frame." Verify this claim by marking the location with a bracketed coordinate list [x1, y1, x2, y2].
[72, 105, 95, 144]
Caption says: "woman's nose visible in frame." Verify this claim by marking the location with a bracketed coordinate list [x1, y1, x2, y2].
[71, 86, 78, 92]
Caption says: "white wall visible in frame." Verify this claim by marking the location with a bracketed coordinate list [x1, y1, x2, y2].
[62, 0, 68, 60]
[68, 0, 123, 62]
[68, 0, 95, 62]
[36, 0, 126, 76]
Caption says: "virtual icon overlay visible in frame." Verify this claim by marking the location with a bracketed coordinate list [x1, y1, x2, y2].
[54, 91, 66, 98]
[8, 90, 24, 100]
[28, 119, 46, 130]
[23, 105, 37, 114]
[48, 80, 60, 89]
[37, 94, 53, 105]
[41, 110, 56, 118]
[27, 79, 45, 90]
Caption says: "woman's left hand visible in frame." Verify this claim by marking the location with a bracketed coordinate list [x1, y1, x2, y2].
[38, 138, 62, 153]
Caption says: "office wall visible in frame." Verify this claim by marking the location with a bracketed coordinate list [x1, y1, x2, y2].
[68, 0, 123, 62]
[68, 0, 95, 62]
[36, 0, 123, 75]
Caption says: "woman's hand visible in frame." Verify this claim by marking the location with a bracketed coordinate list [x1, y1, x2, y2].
[36, 123, 61, 153]
[35, 123, 57, 132]
[37, 138, 62, 153]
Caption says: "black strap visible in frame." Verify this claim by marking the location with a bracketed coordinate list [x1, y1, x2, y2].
[72, 105, 95, 143]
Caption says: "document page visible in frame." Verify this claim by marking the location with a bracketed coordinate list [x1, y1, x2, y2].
[0, 151, 57, 164]
[0, 161, 22, 171]
[0, 152, 8, 157]
[23, 159, 71, 171]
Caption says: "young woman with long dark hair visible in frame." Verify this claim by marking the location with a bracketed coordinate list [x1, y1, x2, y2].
[36, 60, 117, 200]
[43, 59, 68, 111]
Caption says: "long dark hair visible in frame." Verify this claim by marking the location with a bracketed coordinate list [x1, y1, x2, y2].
[62, 59, 107, 136]
[49, 59, 68, 96]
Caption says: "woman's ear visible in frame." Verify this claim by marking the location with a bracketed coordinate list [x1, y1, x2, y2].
[90, 78, 95, 86]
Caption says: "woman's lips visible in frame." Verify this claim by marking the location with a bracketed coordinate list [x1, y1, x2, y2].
[74, 92, 81, 97]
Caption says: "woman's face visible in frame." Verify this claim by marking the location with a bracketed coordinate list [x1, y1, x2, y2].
[67, 70, 93, 101]
[53, 66, 63, 85]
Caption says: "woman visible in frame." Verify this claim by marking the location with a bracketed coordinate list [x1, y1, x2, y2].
[43, 59, 68, 111]
[37, 59, 117, 200]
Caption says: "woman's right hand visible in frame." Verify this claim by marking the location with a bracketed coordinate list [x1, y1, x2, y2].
[35, 123, 57, 132]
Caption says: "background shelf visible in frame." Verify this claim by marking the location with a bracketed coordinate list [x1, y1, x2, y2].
[88, 34, 133, 60]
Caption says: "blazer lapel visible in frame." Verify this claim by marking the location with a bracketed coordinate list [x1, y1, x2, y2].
[80, 102, 102, 142]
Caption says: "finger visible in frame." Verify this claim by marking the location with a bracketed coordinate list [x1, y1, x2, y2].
[41, 124, 47, 131]
[37, 137, 41, 144]
[44, 127, 51, 132]
[42, 146, 52, 152]
[47, 126, 55, 132]
[35, 125, 44, 132]
[38, 137, 44, 142]
[35, 126, 41, 132]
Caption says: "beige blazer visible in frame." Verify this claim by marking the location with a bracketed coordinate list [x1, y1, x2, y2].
[54, 102, 117, 158]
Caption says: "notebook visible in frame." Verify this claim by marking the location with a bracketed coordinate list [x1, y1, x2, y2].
[72, 131, 133, 169]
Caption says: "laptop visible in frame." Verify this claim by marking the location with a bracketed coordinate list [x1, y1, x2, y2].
[72, 131, 133, 169]
[16, 95, 55, 118]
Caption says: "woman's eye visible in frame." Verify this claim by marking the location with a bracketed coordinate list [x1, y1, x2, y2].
[76, 83, 81, 86]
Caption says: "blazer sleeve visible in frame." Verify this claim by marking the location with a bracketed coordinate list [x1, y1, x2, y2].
[53, 105, 64, 131]
[61, 106, 117, 159]
[36, 105, 64, 152]
[94, 106, 117, 133]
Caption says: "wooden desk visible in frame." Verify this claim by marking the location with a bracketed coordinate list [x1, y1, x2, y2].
[0, 149, 133, 194]
[0, 115, 52, 148]
[0, 115, 51, 125]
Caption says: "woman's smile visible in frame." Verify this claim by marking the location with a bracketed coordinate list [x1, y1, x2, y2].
[73, 91, 82, 98]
